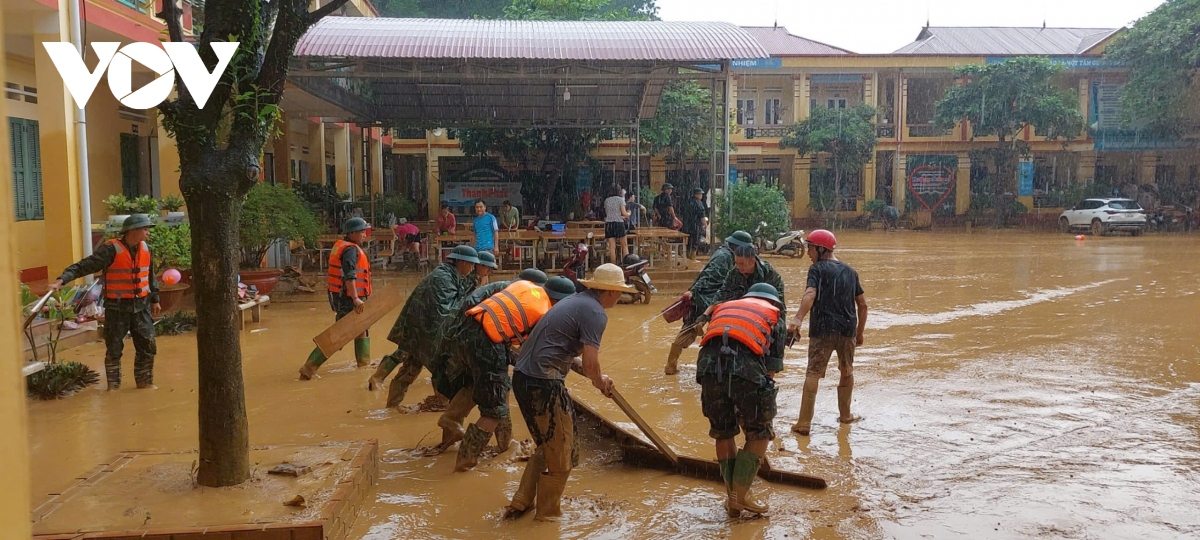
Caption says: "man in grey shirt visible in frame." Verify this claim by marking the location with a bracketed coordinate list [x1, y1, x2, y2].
[504, 264, 631, 521]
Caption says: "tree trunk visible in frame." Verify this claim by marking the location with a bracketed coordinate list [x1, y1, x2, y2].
[833, 154, 842, 221]
[183, 157, 252, 488]
[993, 136, 1015, 228]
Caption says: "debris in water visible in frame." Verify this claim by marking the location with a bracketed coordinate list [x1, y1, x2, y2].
[268, 463, 312, 477]
[283, 495, 306, 508]
[509, 439, 536, 462]
[399, 393, 450, 414]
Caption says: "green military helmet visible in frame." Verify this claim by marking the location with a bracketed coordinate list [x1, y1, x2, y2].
[343, 217, 371, 234]
[543, 276, 576, 301]
[121, 214, 154, 233]
[476, 251, 499, 269]
[662, 183, 674, 191]
[518, 268, 548, 285]
[447, 245, 480, 264]
[725, 230, 753, 248]
[743, 282, 782, 306]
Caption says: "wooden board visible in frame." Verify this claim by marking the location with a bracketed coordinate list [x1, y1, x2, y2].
[610, 387, 680, 465]
[313, 286, 404, 357]
[620, 445, 827, 490]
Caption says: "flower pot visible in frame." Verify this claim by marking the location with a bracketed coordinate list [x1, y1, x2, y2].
[163, 211, 186, 224]
[108, 214, 131, 229]
[158, 283, 190, 313]
[239, 268, 284, 295]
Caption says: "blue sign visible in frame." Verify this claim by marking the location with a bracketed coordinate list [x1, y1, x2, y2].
[809, 74, 866, 84]
[576, 168, 592, 196]
[730, 58, 783, 69]
[985, 57, 1124, 69]
[1018, 161, 1035, 196]
[728, 165, 738, 185]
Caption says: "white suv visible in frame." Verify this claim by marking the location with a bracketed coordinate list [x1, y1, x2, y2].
[1059, 198, 1147, 236]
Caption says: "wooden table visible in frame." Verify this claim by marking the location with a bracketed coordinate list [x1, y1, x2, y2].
[495, 230, 541, 269]
[432, 232, 475, 262]
[316, 234, 377, 270]
[538, 229, 602, 269]
[631, 227, 689, 269]
[566, 220, 605, 229]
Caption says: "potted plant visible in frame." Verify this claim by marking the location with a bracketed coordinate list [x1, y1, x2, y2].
[130, 195, 160, 217]
[239, 183, 321, 295]
[149, 223, 192, 312]
[159, 193, 186, 224]
[104, 194, 135, 228]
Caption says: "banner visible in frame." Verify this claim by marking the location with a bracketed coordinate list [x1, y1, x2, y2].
[906, 154, 957, 216]
[443, 182, 522, 207]
[1018, 161, 1035, 196]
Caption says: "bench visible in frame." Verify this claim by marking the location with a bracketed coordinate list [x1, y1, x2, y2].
[237, 295, 270, 330]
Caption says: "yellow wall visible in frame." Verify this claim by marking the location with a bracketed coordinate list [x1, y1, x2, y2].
[0, 4, 34, 534]
[85, 88, 153, 218]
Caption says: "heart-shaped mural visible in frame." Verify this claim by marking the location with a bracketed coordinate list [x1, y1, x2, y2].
[907, 165, 955, 210]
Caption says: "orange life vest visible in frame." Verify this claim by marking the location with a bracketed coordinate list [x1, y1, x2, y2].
[327, 240, 372, 297]
[700, 297, 780, 356]
[104, 239, 151, 300]
[466, 280, 552, 345]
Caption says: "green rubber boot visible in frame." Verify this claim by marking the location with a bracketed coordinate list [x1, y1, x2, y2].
[455, 424, 491, 472]
[299, 348, 327, 380]
[493, 415, 513, 453]
[728, 450, 768, 516]
[354, 337, 370, 368]
[368, 354, 399, 391]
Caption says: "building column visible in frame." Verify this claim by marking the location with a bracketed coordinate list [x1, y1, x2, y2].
[370, 129, 384, 195]
[1078, 150, 1097, 184]
[793, 156, 811, 218]
[649, 157, 667, 192]
[35, 28, 84, 275]
[792, 75, 803, 123]
[799, 75, 811, 122]
[426, 149, 441, 218]
[894, 153, 907, 211]
[272, 116, 291, 187]
[308, 120, 326, 184]
[0, 4, 33, 534]
[863, 156, 877, 205]
[332, 124, 350, 194]
[956, 151, 971, 215]
[1139, 152, 1158, 184]
[863, 73, 876, 108]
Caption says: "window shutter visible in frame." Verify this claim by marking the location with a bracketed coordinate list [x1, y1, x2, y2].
[27, 120, 43, 219]
[9, 117, 27, 220]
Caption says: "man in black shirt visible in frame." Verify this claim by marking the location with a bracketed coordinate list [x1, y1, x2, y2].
[653, 183, 677, 228]
[682, 188, 708, 259]
[786, 229, 868, 436]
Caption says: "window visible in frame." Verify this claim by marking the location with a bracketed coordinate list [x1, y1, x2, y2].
[827, 98, 847, 109]
[764, 98, 783, 125]
[8, 117, 43, 221]
[120, 133, 142, 197]
[736, 99, 756, 125]
[1107, 200, 1140, 211]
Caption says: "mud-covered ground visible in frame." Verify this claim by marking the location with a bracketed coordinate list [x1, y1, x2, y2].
[28, 231, 1200, 539]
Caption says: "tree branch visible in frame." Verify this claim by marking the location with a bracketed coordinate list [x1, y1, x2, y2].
[156, 0, 186, 45]
[307, 0, 352, 24]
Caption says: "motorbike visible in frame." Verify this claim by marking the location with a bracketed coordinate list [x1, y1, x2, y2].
[753, 221, 806, 257]
[619, 254, 655, 305]
[561, 240, 590, 292]
[1148, 205, 1194, 232]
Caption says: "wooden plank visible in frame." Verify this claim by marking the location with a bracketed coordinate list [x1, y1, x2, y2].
[313, 286, 405, 357]
[620, 445, 827, 490]
[609, 387, 680, 466]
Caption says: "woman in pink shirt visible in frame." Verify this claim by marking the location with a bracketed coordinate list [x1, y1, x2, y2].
[393, 218, 423, 258]
[437, 204, 457, 235]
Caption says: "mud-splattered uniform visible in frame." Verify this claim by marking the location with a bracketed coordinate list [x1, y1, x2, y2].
[665, 245, 735, 372]
[695, 298, 787, 441]
[715, 258, 785, 306]
[57, 240, 159, 387]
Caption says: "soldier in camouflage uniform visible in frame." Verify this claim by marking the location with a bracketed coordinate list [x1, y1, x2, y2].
[714, 243, 785, 307]
[694, 283, 787, 517]
[51, 214, 161, 390]
[664, 230, 752, 375]
[368, 245, 480, 408]
[474, 251, 497, 286]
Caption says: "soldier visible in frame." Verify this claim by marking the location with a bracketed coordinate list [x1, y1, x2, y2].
[715, 243, 785, 307]
[50, 214, 161, 390]
[664, 230, 752, 375]
[503, 264, 629, 521]
[298, 217, 373, 379]
[368, 245, 480, 408]
[788, 229, 868, 436]
[474, 251, 498, 286]
[695, 283, 787, 517]
[439, 274, 577, 472]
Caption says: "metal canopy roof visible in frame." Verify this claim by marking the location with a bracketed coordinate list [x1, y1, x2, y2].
[893, 27, 1120, 56]
[284, 18, 768, 127]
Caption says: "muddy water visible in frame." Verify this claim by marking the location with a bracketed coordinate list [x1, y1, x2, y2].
[27, 231, 1200, 539]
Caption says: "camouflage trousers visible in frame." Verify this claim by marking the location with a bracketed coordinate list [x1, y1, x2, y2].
[103, 308, 157, 387]
[513, 371, 581, 475]
[438, 322, 512, 419]
[698, 374, 777, 441]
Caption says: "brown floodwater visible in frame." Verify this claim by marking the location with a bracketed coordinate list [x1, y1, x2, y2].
[27, 231, 1200, 539]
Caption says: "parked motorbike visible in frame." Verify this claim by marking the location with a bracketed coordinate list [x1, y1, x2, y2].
[620, 254, 655, 305]
[753, 221, 806, 257]
[561, 240, 590, 292]
[1148, 205, 1195, 232]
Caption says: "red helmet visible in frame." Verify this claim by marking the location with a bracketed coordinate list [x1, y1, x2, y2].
[806, 229, 836, 251]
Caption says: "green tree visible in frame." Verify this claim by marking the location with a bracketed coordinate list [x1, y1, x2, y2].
[1105, 0, 1200, 131]
[458, 128, 604, 217]
[781, 104, 878, 214]
[712, 182, 790, 241]
[156, 0, 350, 487]
[504, 0, 655, 19]
[376, 0, 512, 18]
[933, 57, 1084, 208]
[640, 80, 716, 189]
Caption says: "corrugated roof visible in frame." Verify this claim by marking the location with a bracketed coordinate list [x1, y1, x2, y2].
[740, 26, 853, 56]
[893, 27, 1121, 56]
[295, 18, 769, 60]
